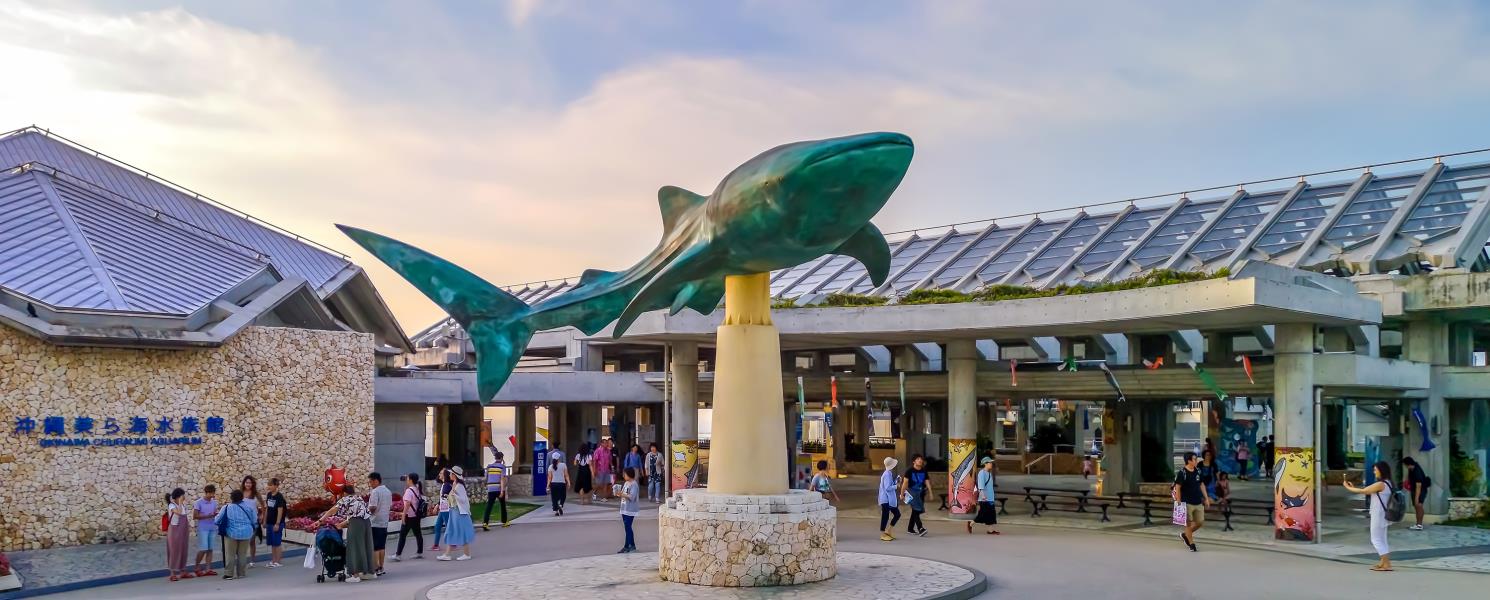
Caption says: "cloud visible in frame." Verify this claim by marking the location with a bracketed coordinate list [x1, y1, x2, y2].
[4, 0, 1490, 330]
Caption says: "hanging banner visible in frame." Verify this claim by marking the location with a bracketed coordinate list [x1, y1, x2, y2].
[1363, 438, 1380, 485]
[947, 438, 978, 517]
[795, 376, 805, 486]
[1187, 360, 1228, 401]
[898, 371, 907, 415]
[830, 375, 838, 408]
[1412, 403, 1436, 452]
[1235, 355, 1255, 384]
[671, 440, 699, 491]
[1059, 356, 1078, 371]
[1143, 357, 1164, 370]
[1010, 360, 1019, 386]
[1098, 362, 1127, 402]
[1274, 446, 1316, 542]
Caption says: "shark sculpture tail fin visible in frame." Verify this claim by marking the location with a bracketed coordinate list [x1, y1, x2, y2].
[337, 225, 534, 404]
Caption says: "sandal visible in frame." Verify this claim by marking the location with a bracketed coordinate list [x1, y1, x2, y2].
[987, 529, 1001, 535]
[204, 570, 219, 576]
[966, 522, 973, 534]
[180, 573, 195, 579]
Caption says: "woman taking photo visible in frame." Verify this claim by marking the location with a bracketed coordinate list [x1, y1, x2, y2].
[1342, 461, 1395, 572]
[164, 488, 192, 580]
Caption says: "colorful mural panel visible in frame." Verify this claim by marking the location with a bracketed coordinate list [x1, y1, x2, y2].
[1273, 446, 1315, 542]
[671, 439, 699, 492]
[1217, 418, 1258, 477]
[947, 438, 978, 516]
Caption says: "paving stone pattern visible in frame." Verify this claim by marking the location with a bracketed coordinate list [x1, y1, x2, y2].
[425, 552, 975, 600]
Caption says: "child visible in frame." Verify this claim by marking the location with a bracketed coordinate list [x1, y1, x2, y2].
[1082, 455, 1094, 479]
[264, 478, 288, 568]
[808, 460, 840, 504]
[1215, 472, 1232, 505]
[191, 484, 219, 578]
[618, 467, 639, 553]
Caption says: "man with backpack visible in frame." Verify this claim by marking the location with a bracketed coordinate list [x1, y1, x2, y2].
[1172, 451, 1209, 552]
[1401, 457, 1431, 530]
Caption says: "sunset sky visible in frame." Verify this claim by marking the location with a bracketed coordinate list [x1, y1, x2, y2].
[5, 0, 1490, 329]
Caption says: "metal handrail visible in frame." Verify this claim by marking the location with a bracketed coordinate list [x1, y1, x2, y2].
[1023, 453, 1054, 475]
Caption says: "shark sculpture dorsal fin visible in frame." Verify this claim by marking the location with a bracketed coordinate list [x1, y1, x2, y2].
[834, 223, 892, 287]
[658, 185, 707, 234]
[578, 268, 618, 288]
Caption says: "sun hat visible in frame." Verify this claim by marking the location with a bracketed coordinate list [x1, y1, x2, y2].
[452, 465, 464, 477]
[883, 457, 899, 470]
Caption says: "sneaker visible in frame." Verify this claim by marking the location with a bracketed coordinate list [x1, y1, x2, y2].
[437, 555, 453, 561]
[501, 523, 510, 528]
[345, 576, 361, 583]
[247, 562, 255, 568]
[222, 575, 234, 581]
[1410, 524, 1425, 530]
[266, 562, 279, 569]
[455, 555, 471, 561]
[414, 554, 424, 559]
[391, 555, 402, 563]
[880, 532, 894, 541]
[917, 530, 928, 537]
[375, 568, 386, 577]
[482, 524, 490, 531]
[430, 545, 441, 551]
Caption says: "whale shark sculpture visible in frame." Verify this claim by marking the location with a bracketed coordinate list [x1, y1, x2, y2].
[340, 132, 913, 403]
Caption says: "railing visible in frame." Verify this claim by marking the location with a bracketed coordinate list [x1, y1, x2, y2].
[1024, 454, 1054, 475]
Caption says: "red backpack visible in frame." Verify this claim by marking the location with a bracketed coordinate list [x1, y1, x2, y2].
[160, 511, 171, 532]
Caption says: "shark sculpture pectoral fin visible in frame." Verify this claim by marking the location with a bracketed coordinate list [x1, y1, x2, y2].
[658, 185, 707, 234]
[613, 244, 715, 337]
[684, 279, 725, 314]
[834, 223, 892, 286]
[670, 281, 699, 315]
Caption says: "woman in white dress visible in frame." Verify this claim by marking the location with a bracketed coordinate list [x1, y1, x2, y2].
[1341, 461, 1394, 572]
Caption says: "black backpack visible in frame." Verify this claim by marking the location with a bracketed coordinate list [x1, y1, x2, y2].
[1380, 482, 1408, 523]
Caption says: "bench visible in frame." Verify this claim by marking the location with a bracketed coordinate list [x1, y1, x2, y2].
[1116, 492, 1275, 530]
[1023, 489, 1111, 522]
[1217, 499, 1275, 531]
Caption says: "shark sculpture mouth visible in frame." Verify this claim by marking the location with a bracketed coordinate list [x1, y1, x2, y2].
[341, 132, 914, 403]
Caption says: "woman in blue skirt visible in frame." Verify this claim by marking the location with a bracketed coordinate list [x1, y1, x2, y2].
[438, 466, 476, 561]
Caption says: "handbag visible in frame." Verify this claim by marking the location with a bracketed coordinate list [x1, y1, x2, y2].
[1172, 501, 1188, 526]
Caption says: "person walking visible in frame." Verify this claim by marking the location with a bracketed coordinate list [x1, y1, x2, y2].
[644, 443, 664, 503]
[809, 460, 841, 504]
[164, 488, 192, 581]
[483, 451, 509, 530]
[324, 484, 374, 582]
[430, 469, 452, 552]
[1402, 457, 1430, 530]
[969, 457, 1000, 535]
[878, 457, 901, 542]
[263, 478, 288, 568]
[574, 444, 594, 505]
[1343, 461, 1395, 572]
[1198, 450, 1218, 501]
[366, 472, 392, 576]
[393, 473, 424, 561]
[1173, 451, 1209, 552]
[1259, 435, 1275, 478]
[1235, 443, 1252, 481]
[899, 454, 930, 537]
[191, 484, 219, 578]
[594, 439, 614, 501]
[549, 449, 570, 516]
[624, 444, 644, 478]
[216, 489, 257, 580]
[238, 476, 263, 567]
[618, 467, 640, 553]
[438, 466, 475, 561]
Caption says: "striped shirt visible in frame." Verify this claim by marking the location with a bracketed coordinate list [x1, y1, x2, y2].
[486, 461, 505, 493]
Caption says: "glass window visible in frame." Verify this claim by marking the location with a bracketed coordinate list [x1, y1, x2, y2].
[1252, 183, 1351, 256]
[930, 225, 1021, 288]
[1189, 189, 1289, 262]
[1128, 199, 1225, 268]
[1323, 173, 1423, 245]
[972, 220, 1067, 286]
[1399, 164, 1490, 241]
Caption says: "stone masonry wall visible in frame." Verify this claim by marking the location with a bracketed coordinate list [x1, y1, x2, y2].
[0, 326, 374, 551]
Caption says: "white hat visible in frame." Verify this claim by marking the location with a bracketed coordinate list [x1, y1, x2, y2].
[883, 457, 899, 470]
[452, 465, 464, 477]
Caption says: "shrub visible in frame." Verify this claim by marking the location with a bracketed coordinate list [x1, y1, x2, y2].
[771, 297, 800, 309]
[287, 496, 335, 519]
[821, 292, 887, 307]
[1449, 430, 1483, 497]
[899, 289, 973, 305]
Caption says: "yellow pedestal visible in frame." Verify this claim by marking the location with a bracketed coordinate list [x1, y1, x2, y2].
[705, 273, 788, 495]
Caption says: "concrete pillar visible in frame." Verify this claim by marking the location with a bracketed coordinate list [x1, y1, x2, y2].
[1102, 402, 1141, 494]
[516, 404, 537, 474]
[670, 341, 700, 491]
[1073, 403, 1090, 455]
[707, 274, 790, 495]
[947, 340, 978, 517]
[1273, 323, 1317, 541]
[1404, 321, 1452, 516]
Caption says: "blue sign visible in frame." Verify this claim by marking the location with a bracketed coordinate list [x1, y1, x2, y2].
[12, 414, 226, 448]
[533, 440, 549, 495]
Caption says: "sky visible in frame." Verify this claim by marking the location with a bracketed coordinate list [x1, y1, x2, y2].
[4, 0, 1490, 330]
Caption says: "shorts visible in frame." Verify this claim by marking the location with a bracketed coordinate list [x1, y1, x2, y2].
[1414, 484, 1429, 504]
[597, 473, 614, 485]
[265, 526, 283, 547]
[371, 526, 388, 551]
[1185, 503, 1205, 525]
[196, 528, 218, 551]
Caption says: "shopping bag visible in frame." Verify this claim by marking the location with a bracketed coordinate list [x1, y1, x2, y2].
[1171, 502, 1188, 526]
[303, 546, 318, 569]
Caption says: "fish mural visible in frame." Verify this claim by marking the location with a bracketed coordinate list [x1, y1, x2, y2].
[948, 438, 978, 515]
[341, 132, 914, 403]
[1273, 446, 1316, 541]
[671, 439, 699, 492]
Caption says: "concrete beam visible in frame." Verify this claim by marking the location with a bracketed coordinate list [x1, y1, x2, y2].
[860, 345, 893, 372]
[1025, 336, 1060, 360]
[1093, 333, 1131, 364]
[1169, 330, 1205, 363]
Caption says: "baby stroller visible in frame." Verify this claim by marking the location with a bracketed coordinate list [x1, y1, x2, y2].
[314, 526, 347, 583]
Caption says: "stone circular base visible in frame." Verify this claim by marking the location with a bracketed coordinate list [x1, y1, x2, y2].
[424, 552, 986, 600]
[659, 489, 835, 586]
